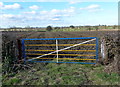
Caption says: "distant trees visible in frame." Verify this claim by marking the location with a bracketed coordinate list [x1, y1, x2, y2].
[46, 26, 53, 31]
[103, 25, 107, 29]
[95, 26, 99, 31]
[4, 25, 118, 32]
[54, 27, 60, 29]
[70, 25, 75, 28]
[85, 26, 91, 31]
[88, 27, 92, 31]
[113, 25, 117, 29]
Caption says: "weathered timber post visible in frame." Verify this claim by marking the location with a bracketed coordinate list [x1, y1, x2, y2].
[17, 39, 22, 63]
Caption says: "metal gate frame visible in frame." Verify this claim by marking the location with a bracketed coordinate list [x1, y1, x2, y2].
[21, 37, 98, 64]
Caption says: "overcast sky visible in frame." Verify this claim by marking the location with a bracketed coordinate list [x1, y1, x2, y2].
[0, 0, 118, 28]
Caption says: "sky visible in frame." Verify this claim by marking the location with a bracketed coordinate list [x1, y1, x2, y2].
[0, 1, 118, 28]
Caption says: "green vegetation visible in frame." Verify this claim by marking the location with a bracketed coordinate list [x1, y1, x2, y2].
[46, 26, 53, 31]
[69, 25, 75, 29]
[2, 62, 120, 85]
[0, 63, 2, 87]
[3, 77, 21, 85]
[88, 66, 120, 85]
[2, 42, 18, 74]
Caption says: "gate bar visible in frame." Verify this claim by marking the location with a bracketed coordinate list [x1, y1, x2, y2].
[22, 37, 96, 41]
[27, 38, 96, 61]
[27, 61, 96, 64]
[27, 58, 96, 60]
[26, 50, 96, 52]
[25, 44, 96, 46]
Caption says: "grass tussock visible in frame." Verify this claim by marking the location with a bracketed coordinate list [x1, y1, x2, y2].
[2, 62, 120, 85]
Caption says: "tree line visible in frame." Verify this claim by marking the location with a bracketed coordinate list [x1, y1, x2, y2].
[1, 25, 119, 31]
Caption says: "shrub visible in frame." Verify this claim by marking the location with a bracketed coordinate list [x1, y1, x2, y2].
[46, 26, 53, 31]
[70, 25, 75, 28]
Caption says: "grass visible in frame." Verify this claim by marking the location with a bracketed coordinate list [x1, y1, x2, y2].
[3, 77, 21, 85]
[88, 65, 120, 85]
[2, 62, 120, 85]
[0, 63, 2, 87]
[45, 63, 86, 85]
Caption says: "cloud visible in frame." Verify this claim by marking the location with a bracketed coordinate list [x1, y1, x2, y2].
[29, 5, 39, 10]
[2, 14, 14, 18]
[80, 4, 100, 10]
[0, 0, 118, 2]
[67, 6, 75, 13]
[23, 11, 36, 14]
[0, 2, 3, 7]
[87, 4, 100, 9]
[69, 0, 82, 4]
[80, 4, 103, 12]
[40, 10, 48, 14]
[49, 7, 75, 15]
[39, 8, 75, 19]
[69, 1, 78, 4]
[51, 18, 60, 21]
[1, 14, 24, 21]
[51, 9, 59, 13]
[1, 6, 77, 27]
[4, 3, 21, 9]
[0, 2, 21, 9]
[47, 7, 76, 21]
[89, 8, 103, 12]
[18, 6, 76, 24]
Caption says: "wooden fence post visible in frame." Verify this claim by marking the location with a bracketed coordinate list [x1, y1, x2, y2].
[17, 39, 22, 63]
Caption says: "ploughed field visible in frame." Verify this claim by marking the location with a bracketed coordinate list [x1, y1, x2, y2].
[2, 30, 118, 40]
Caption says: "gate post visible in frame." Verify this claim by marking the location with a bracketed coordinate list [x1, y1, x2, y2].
[56, 39, 59, 63]
[96, 37, 99, 62]
[17, 39, 22, 63]
[21, 39, 26, 64]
